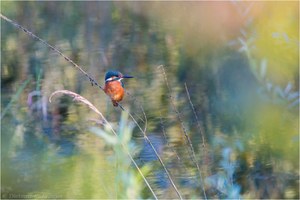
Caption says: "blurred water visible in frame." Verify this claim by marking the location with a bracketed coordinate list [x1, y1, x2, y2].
[1, 1, 299, 199]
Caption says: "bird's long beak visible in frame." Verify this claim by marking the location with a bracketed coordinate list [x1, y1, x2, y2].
[122, 75, 134, 79]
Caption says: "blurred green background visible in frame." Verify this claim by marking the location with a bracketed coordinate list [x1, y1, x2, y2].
[1, 1, 299, 199]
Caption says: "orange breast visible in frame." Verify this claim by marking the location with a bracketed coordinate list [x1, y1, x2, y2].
[104, 81, 125, 102]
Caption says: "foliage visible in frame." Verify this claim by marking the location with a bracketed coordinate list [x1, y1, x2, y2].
[89, 112, 146, 199]
[1, 1, 299, 199]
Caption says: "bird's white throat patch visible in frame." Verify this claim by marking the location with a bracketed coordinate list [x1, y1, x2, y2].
[105, 77, 123, 82]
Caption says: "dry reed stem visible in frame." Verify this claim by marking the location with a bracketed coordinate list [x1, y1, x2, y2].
[125, 91, 147, 123]
[158, 65, 207, 199]
[184, 83, 211, 175]
[159, 115, 199, 186]
[119, 104, 183, 199]
[124, 90, 183, 199]
[49, 90, 158, 199]
[2, 13, 181, 199]
[0, 13, 103, 92]
[159, 115, 181, 161]
[184, 83, 207, 149]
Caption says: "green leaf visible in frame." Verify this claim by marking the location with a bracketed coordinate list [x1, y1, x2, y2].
[89, 127, 117, 145]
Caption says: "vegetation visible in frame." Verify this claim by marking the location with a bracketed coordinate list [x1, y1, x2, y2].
[1, 1, 299, 199]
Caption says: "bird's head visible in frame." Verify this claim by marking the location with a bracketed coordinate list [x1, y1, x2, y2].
[105, 70, 133, 83]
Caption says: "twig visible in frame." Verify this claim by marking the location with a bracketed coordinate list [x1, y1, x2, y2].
[158, 65, 207, 199]
[159, 115, 181, 161]
[1, 13, 180, 198]
[124, 91, 183, 198]
[125, 91, 147, 124]
[118, 103, 183, 199]
[49, 90, 158, 199]
[0, 13, 146, 126]
[0, 13, 103, 91]
[184, 83, 211, 174]
[184, 83, 207, 150]
[160, 115, 200, 189]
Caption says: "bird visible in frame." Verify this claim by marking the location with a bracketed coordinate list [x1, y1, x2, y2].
[104, 70, 133, 107]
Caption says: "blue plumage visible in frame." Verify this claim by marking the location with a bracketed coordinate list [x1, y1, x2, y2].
[103, 70, 133, 106]
[105, 70, 121, 81]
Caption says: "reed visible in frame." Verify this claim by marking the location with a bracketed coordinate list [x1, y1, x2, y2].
[158, 65, 207, 199]
[1, 13, 182, 199]
[49, 90, 157, 199]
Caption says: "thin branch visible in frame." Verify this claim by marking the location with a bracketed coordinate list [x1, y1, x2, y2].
[159, 115, 200, 188]
[118, 103, 183, 199]
[2, 13, 181, 199]
[0, 13, 103, 91]
[184, 83, 211, 173]
[158, 65, 207, 199]
[125, 90, 183, 198]
[125, 91, 147, 124]
[159, 115, 181, 161]
[49, 90, 158, 199]
[184, 83, 207, 149]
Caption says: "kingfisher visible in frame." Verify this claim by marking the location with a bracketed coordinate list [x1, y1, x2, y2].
[104, 70, 134, 107]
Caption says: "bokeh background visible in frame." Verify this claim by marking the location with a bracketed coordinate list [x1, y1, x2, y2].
[1, 1, 299, 199]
